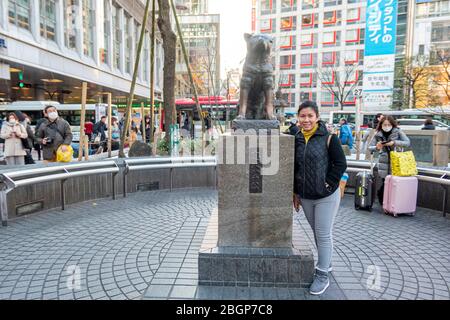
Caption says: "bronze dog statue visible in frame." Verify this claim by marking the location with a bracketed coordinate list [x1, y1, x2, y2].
[237, 33, 277, 120]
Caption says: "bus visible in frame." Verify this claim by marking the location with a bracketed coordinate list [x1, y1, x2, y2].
[328, 108, 450, 129]
[0, 101, 120, 142]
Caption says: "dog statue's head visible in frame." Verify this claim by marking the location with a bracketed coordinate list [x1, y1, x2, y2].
[244, 33, 273, 60]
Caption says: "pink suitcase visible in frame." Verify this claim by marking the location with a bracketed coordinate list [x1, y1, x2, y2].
[383, 175, 418, 217]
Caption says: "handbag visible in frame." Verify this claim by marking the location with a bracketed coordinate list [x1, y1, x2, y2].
[21, 138, 31, 150]
[56, 145, 74, 163]
[390, 149, 418, 177]
[24, 150, 35, 164]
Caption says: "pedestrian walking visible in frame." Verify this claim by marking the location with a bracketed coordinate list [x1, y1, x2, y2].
[338, 118, 354, 150]
[288, 118, 299, 136]
[93, 116, 108, 142]
[293, 101, 347, 295]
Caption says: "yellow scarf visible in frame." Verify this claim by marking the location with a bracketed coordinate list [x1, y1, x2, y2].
[302, 124, 319, 144]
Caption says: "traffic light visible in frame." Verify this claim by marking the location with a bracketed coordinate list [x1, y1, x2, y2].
[17, 71, 32, 88]
[18, 71, 24, 88]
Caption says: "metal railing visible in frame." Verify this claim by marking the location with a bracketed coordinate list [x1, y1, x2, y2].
[0, 161, 120, 227]
[122, 156, 217, 197]
[346, 160, 450, 217]
[0, 157, 448, 226]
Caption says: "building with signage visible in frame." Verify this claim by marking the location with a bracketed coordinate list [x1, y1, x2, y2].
[175, 0, 220, 99]
[412, 0, 450, 107]
[254, 0, 409, 114]
[0, 0, 164, 106]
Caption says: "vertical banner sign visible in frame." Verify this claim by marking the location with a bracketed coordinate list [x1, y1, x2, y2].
[363, 0, 399, 111]
[252, 0, 256, 32]
[170, 124, 180, 157]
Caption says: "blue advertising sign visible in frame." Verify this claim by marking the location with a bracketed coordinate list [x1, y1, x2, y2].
[362, 0, 400, 111]
[364, 0, 399, 56]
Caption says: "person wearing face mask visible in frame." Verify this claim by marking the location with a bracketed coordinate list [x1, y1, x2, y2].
[369, 115, 410, 204]
[35, 105, 73, 163]
[293, 101, 347, 295]
[0, 113, 28, 165]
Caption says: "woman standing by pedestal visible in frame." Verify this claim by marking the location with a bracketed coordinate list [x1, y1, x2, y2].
[293, 101, 347, 295]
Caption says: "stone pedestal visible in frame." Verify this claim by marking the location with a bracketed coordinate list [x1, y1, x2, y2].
[198, 124, 314, 287]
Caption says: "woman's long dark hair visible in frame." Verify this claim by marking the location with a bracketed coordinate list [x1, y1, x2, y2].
[376, 115, 398, 132]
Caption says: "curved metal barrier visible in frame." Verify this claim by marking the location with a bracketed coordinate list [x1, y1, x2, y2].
[0, 161, 120, 226]
[0, 157, 217, 227]
[122, 156, 217, 197]
[0, 157, 447, 226]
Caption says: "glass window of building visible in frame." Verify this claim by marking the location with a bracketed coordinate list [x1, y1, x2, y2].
[82, 0, 94, 58]
[143, 32, 149, 82]
[324, 0, 342, 7]
[8, 0, 31, 30]
[281, 0, 296, 12]
[103, 0, 111, 65]
[64, 0, 78, 50]
[112, 4, 121, 70]
[124, 14, 132, 74]
[279, 35, 296, 51]
[260, 0, 275, 15]
[347, 8, 361, 22]
[302, 0, 317, 10]
[279, 73, 296, 88]
[260, 18, 275, 33]
[40, 0, 56, 41]
[280, 55, 296, 70]
[280, 16, 296, 32]
[135, 21, 141, 79]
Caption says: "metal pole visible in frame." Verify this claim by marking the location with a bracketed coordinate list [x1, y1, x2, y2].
[112, 172, 117, 200]
[442, 185, 448, 217]
[405, 0, 416, 109]
[61, 180, 66, 211]
[141, 102, 146, 143]
[149, 0, 156, 149]
[78, 82, 88, 161]
[123, 169, 128, 198]
[170, 167, 173, 192]
[107, 93, 112, 158]
[355, 96, 362, 161]
[0, 190, 8, 227]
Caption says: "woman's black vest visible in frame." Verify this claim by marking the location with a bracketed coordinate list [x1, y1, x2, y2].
[294, 122, 337, 200]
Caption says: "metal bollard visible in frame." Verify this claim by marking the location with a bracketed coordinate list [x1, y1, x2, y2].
[442, 185, 448, 218]
[61, 179, 67, 211]
[0, 190, 8, 227]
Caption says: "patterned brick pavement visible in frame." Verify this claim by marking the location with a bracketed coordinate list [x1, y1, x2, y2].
[0, 189, 449, 300]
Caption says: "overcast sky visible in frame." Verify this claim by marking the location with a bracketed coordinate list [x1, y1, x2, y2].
[208, 0, 252, 78]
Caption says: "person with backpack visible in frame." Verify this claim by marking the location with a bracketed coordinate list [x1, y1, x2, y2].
[35, 105, 73, 163]
[93, 116, 108, 142]
[338, 118, 354, 149]
[293, 101, 347, 296]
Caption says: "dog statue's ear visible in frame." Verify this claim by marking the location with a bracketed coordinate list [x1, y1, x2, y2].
[244, 33, 252, 42]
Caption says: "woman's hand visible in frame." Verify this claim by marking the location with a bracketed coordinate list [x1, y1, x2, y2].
[385, 141, 395, 147]
[293, 193, 301, 212]
[376, 142, 383, 150]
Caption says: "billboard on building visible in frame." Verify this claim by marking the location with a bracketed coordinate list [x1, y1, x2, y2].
[362, 0, 399, 111]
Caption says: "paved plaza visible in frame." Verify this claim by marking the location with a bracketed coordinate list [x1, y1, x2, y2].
[0, 188, 449, 300]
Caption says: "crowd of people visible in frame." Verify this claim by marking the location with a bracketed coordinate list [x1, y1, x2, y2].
[0, 105, 150, 165]
[0, 105, 72, 165]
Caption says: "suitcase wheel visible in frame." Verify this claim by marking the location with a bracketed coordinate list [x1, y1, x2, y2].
[355, 204, 360, 210]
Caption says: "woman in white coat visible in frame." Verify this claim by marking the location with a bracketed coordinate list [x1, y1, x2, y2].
[0, 113, 28, 165]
